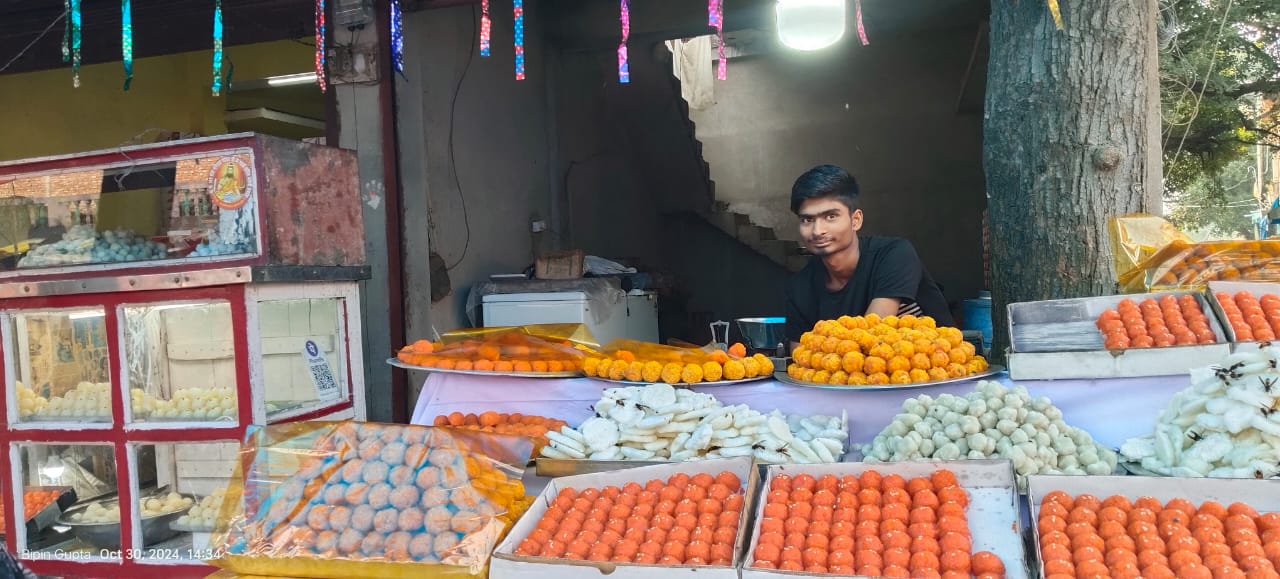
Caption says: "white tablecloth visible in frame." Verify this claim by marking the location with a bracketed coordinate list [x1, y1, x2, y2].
[410, 372, 1188, 449]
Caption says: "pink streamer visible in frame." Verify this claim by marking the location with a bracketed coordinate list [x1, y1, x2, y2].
[618, 0, 630, 82]
[709, 0, 725, 80]
[480, 0, 491, 56]
[855, 0, 868, 45]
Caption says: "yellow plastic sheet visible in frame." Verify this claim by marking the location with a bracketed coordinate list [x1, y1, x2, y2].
[1127, 240, 1280, 291]
[209, 421, 534, 579]
[397, 324, 591, 372]
[1109, 214, 1194, 293]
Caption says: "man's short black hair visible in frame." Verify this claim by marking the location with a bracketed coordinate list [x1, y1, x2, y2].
[790, 164, 860, 214]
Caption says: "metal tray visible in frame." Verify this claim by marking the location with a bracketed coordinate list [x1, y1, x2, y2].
[1008, 290, 1228, 353]
[386, 358, 581, 378]
[58, 494, 192, 550]
[772, 366, 1003, 390]
[587, 375, 772, 388]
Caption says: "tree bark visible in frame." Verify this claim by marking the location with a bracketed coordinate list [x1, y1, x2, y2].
[985, 0, 1158, 361]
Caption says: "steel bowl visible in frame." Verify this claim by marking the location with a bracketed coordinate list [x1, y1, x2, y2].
[57, 497, 190, 550]
[735, 317, 786, 350]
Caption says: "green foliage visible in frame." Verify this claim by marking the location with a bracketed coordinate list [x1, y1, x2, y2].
[1160, 0, 1280, 196]
[1165, 156, 1261, 239]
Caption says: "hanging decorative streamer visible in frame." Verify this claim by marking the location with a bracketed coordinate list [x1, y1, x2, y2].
[1047, 0, 1064, 30]
[122, 0, 133, 90]
[480, 0, 491, 56]
[70, 0, 81, 87]
[618, 0, 630, 83]
[513, 0, 525, 80]
[708, 0, 725, 80]
[391, 0, 405, 77]
[316, 0, 328, 91]
[854, 0, 869, 45]
[61, 0, 70, 62]
[212, 0, 223, 95]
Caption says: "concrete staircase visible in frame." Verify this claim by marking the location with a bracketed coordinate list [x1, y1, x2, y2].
[662, 49, 807, 273]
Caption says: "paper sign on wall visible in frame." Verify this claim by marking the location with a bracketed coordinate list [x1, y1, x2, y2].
[304, 340, 341, 403]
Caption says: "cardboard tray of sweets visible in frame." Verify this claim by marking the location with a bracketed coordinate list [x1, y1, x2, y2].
[491, 456, 760, 579]
[1026, 474, 1280, 578]
[1006, 291, 1231, 380]
[740, 459, 1028, 579]
[1204, 280, 1280, 349]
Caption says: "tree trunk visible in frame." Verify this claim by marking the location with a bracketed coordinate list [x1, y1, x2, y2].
[985, 0, 1158, 361]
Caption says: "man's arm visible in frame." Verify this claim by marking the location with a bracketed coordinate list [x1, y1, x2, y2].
[866, 297, 903, 318]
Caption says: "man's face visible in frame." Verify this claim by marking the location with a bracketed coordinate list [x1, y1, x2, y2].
[797, 197, 862, 257]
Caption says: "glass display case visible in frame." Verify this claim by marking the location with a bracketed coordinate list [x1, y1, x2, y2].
[0, 134, 369, 578]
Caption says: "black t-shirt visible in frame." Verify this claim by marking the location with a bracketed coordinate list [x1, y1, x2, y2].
[785, 236, 953, 342]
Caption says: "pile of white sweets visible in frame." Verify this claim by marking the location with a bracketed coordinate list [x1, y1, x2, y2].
[1120, 347, 1280, 478]
[863, 381, 1117, 485]
[540, 383, 849, 463]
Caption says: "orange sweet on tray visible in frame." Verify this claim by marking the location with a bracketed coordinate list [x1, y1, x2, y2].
[513, 471, 744, 567]
[1097, 295, 1216, 350]
[788, 316, 987, 386]
[397, 333, 583, 374]
[1038, 493, 1280, 579]
[749, 469, 1005, 577]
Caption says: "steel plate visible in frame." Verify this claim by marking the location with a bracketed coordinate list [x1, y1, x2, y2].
[386, 358, 581, 378]
[773, 366, 1004, 390]
[587, 375, 772, 387]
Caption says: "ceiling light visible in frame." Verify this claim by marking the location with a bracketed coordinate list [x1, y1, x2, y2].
[776, 0, 846, 51]
[266, 73, 319, 87]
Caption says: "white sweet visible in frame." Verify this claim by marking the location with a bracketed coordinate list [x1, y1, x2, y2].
[863, 380, 1116, 488]
[542, 383, 850, 464]
[1120, 348, 1280, 479]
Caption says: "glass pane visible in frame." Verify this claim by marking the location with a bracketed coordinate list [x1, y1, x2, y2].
[16, 443, 120, 559]
[132, 442, 237, 560]
[0, 152, 259, 273]
[258, 297, 348, 420]
[121, 302, 239, 424]
[5, 308, 112, 424]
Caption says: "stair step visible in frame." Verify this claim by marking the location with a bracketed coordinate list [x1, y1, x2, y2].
[737, 223, 761, 244]
[710, 212, 739, 237]
[754, 239, 790, 263]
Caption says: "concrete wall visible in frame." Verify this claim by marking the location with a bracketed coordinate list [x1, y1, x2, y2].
[690, 27, 988, 302]
[398, 5, 553, 331]
[0, 41, 312, 161]
[553, 45, 791, 341]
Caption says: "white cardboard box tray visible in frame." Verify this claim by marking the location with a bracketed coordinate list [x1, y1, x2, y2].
[1026, 474, 1280, 578]
[1006, 291, 1231, 380]
[739, 459, 1028, 579]
[1205, 280, 1280, 348]
[491, 456, 759, 579]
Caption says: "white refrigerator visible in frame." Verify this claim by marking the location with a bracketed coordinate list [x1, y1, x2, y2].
[481, 290, 659, 346]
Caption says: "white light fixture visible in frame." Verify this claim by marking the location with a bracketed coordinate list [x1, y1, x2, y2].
[68, 310, 104, 320]
[266, 73, 319, 87]
[776, 0, 846, 51]
[40, 455, 65, 482]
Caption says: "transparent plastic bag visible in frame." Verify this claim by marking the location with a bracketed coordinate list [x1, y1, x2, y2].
[1123, 240, 1280, 291]
[396, 324, 592, 373]
[1109, 214, 1193, 293]
[210, 421, 535, 578]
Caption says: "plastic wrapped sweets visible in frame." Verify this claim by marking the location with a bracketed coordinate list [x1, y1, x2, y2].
[210, 421, 535, 578]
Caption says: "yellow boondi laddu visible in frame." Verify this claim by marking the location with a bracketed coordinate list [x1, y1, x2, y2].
[789, 316, 987, 387]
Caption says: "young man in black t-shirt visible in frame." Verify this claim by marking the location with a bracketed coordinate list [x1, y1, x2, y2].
[784, 165, 953, 349]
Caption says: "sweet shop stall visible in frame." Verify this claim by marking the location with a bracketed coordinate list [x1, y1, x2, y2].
[381, 216, 1280, 578]
[0, 133, 369, 578]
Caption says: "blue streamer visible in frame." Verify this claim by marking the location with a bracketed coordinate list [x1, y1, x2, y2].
[70, 0, 81, 87]
[122, 0, 133, 90]
[391, 0, 405, 78]
[212, 0, 224, 96]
